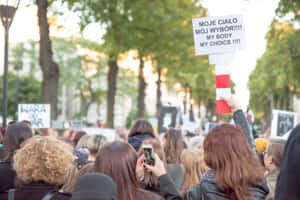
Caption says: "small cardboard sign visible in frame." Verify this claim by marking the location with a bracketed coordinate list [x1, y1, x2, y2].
[271, 110, 300, 138]
[158, 106, 178, 133]
[18, 104, 51, 128]
[192, 15, 245, 55]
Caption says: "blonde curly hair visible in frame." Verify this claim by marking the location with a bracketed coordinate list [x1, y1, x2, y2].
[13, 136, 74, 185]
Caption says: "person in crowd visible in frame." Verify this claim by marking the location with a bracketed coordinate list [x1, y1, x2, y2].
[0, 136, 74, 200]
[94, 141, 161, 200]
[275, 125, 300, 200]
[71, 173, 117, 200]
[0, 122, 33, 193]
[62, 163, 94, 193]
[75, 135, 90, 149]
[85, 135, 107, 161]
[264, 139, 285, 200]
[61, 129, 75, 145]
[137, 139, 166, 195]
[184, 124, 269, 200]
[188, 134, 205, 150]
[128, 119, 155, 152]
[181, 149, 208, 195]
[255, 137, 269, 165]
[72, 131, 87, 146]
[163, 128, 185, 192]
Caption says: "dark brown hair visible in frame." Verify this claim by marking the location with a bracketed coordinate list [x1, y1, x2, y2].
[138, 139, 166, 189]
[94, 141, 159, 200]
[204, 124, 264, 200]
[164, 128, 185, 164]
[3, 122, 33, 160]
[72, 131, 87, 146]
[266, 138, 286, 168]
[128, 120, 155, 137]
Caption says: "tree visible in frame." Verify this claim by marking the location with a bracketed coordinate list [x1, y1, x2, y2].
[0, 73, 41, 118]
[37, 0, 60, 119]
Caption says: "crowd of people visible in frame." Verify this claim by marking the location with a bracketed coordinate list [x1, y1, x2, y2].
[0, 96, 298, 200]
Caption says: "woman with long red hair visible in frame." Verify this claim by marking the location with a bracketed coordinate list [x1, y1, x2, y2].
[184, 124, 269, 200]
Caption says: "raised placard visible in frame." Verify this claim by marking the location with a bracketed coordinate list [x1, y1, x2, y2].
[18, 104, 51, 128]
[192, 15, 245, 55]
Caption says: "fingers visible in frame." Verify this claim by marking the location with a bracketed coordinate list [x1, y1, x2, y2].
[137, 155, 145, 166]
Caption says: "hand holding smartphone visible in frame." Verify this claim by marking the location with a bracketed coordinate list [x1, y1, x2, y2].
[142, 144, 155, 166]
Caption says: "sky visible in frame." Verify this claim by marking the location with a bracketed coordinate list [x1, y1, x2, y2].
[0, 0, 280, 110]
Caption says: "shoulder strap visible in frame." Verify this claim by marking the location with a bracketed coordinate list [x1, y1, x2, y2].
[8, 189, 16, 200]
[42, 192, 56, 200]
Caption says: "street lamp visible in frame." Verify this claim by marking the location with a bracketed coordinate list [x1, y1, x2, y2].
[0, 0, 20, 127]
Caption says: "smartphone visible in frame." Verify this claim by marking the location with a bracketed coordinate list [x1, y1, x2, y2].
[142, 144, 155, 166]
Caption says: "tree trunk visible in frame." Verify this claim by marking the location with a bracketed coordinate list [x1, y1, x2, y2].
[37, 0, 59, 119]
[198, 97, 201, 118]
[106, 55, 118, 128]
[137, 56, 146, 118]
[156, 68, 162, 118]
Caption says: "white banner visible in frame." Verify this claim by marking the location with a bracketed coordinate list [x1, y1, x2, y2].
[18, 104, 51, 128]
[192, 15, 245, 55]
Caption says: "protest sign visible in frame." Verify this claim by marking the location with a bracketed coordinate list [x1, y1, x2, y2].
[209, 53, 235, 65]
[82, 128, 116, 142]
[158, 106, 178, 133]
[215, 65, 232, 113]
[18, 104, 51, 128]
[192, 15, 245, 55]
[271, 110, 300, 138]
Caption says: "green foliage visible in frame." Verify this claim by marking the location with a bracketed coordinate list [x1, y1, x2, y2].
[248, 20, 300, 120]
[0, 73, 41, 119]
[125, 108, 150, 128]
[276, 0, 300, 22]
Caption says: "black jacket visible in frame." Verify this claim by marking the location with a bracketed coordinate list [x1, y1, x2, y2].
[0, 161, 16, 193]
[0, 182, 71, 200]
[184, 170, 269, 200]
[157, 174, 182, 200]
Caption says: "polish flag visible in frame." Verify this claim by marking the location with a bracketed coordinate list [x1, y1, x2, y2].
[215, 65, 232, 114]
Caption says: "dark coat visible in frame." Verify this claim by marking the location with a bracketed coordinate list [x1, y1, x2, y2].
[128, 134, 153, 152]
[0, 161, 16, 193]
[275, 125, 300, 200]
[166, 164, 184, 192]
[184, 170, 269, 200]
[0, 182, 71, 200]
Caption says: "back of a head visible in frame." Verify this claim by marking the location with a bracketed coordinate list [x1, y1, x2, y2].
[76, 135, 90, 149]
[13, 136, 73, 186]
[94, 141, 140, 200]
[4, 122, 33, 160]
[204, 124, 264, 200]
[188, 135, 205, 150]
[86, 135, 107, 156]
[128, 119, 155, 137]
[73, 131, 87, 145]
[164, 128, 185, 164]
[266, 138, 285, 168]
[275, 125, 300, 200]
[71, 173, 117, 200]
[181, 149, 208, 194]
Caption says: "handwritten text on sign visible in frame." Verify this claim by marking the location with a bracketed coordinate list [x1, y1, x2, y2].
[18, 104, 51, 128]
[192, 15, 245, 55]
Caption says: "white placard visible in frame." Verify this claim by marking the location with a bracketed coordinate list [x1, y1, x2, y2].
[209, 53, 235, 65]
[216, 88, 231, 100]
[18, 104, 51, 128]
[192, 15, 245, 55]
[271, 110, 300, 139]
[82, 128, 116, 142]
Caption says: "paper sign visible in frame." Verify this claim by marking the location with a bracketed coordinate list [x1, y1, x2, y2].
[18, 104, 51, 128]
[158, 106, 178, 133]
[209, 53, 235, 65]
[271, 110, 300, 139]
[82, 128, 116, 142]
[215, 65, 230, 75]
[192, 15, 245, 55]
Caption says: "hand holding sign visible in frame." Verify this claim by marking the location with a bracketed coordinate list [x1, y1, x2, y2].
[221, 96, 242, 113]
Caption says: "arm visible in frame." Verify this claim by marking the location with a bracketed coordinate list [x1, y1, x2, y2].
[158, 174, 183, 200]
[222, 96, 257, 153]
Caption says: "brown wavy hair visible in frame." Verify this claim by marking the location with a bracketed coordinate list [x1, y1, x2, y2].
[181, 149, 208, 194]
[204, 124, 264, 200]
[13, 136, 73, 185]
[164, 128, 185, 164]
[129, 119, 155, 137]
[138, 139, 166, 189]
[94, 141, 160, 200]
